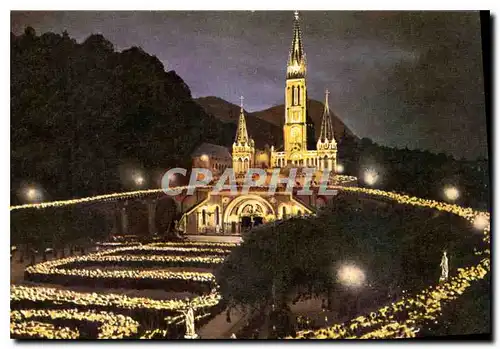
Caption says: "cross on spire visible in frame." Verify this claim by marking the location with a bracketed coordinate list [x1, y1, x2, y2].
[287, 10, 306, 78]
[235, 96, 249, 144]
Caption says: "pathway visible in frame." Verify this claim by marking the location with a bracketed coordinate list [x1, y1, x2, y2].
[197, 307, 250, 339]
[185, 235, 242, 244]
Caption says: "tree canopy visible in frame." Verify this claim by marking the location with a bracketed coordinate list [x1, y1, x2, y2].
[215, 193, 485, 312]
[338, 136, 490, 210]
[11, 29, 235, 204]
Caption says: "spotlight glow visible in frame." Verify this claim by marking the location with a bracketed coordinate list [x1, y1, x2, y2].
[444, 186, 459, 201]
[336, 164, 344, 174]
[200, 154, 209, 162]
[337, 264, 366, 288]
[473, 214, 488, 230]
[134, 176, 145, 186]
[24, 187, 42, 202]
[27, 188, 37, 199]
[364, 169, 378, 186]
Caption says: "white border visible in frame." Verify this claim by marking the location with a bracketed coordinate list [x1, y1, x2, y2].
[4, 0, 500, 10]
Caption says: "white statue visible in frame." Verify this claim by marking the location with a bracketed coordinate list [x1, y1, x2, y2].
[182, 306, 198, 339]
[439, 251, 449, 282]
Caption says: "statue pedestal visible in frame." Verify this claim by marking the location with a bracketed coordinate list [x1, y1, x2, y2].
[184, 333, 199, 339]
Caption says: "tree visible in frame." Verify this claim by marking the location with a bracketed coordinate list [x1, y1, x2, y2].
[24, 26, 36, 37]
[215, 193, 485, 337]
[11, 29, 235, 204]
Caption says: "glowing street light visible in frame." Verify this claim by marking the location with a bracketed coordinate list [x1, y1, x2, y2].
[473, 214, 488, 230]
[24, 186, 42, 203]
[443, 186, 459, 202]
[134, 175, 145, 187]
[337, 263, 366, 289]
[364, 169, 378, 186]
[336, 163, 344, 174]
[200, 154, 209, 162]
[27, 188, 37, 199]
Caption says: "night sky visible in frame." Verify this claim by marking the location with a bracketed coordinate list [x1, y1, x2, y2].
[11, 11, 488, 160]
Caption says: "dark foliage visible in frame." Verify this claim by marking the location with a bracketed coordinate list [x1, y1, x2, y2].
[11, 29, 235, 204]
[338, 136, 490, 210]
[215, 193, 487, 326]
[10, 204, 110, 250]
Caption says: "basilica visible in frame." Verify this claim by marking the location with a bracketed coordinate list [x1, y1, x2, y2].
[233, 11, 338, 174]
[179, 11, 355, 235]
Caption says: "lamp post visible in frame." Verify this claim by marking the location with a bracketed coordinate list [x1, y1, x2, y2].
[473, 214, 488, 231]
[337, 263, 366, 318]
[146, 198, 156, 236]
[443, 186, 459, 202]
[121, 201, 128, 236]
[337, 263, 366, 289]
[336, 163, 344, 174]
[22, 185, 43, 203]
[134, 175, 145, 188]
[363, 169, 378, 187]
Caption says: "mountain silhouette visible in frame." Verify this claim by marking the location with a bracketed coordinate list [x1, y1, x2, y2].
[195, 96, 355, 149]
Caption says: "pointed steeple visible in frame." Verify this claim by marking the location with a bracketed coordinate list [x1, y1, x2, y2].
[235, 96, 249, 143]
[318, 89, 335, 142]
[232, 95, 255, 175]
[287, 11, 306, 79]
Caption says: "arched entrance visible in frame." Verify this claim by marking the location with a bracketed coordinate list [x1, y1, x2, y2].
[223, 195, 276, 234]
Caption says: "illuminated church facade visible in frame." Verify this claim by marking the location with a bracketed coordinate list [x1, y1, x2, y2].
[272, 11, 337, 172]
[179, 11, 354, 235]
[232, 11, 338, 174]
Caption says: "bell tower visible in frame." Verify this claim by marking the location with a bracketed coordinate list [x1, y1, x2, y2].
[232, 96, 255, 174]
[283, 11, 308, 162]
[317, 89, 337, 171]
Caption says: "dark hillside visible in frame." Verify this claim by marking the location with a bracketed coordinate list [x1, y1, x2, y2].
[11, 28, 235, 203]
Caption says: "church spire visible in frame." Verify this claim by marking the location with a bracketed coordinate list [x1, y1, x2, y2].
[287, 10, 306, 79]
[235, 96, 249, 143]
[318, 89, 335, 142]
[232, 95, 255, 175]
